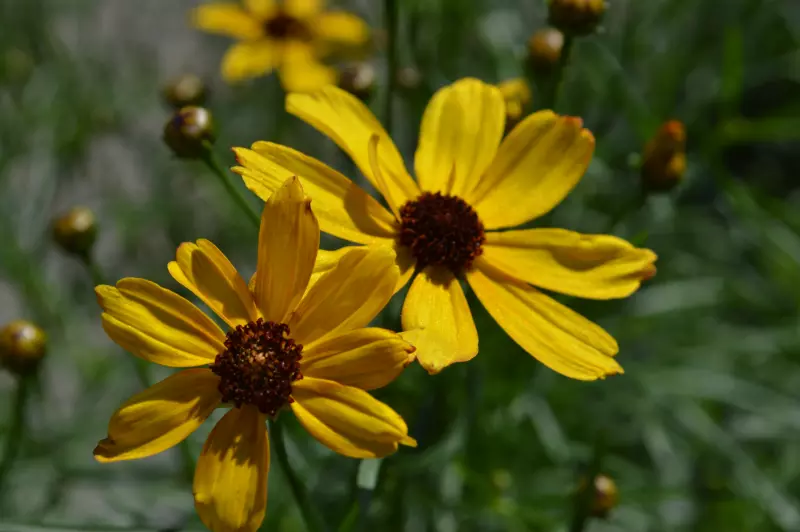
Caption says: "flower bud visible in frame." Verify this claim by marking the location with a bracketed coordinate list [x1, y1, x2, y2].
[162, 74, 208, 109]
[0, 320, 47, 374]
[163, 106, 215, 160]
[548, 0, 606, 36]
[527, 28, 565, 71]
[578, 473, 619, 518]
[497, 78, 532, 130]
[338, 62, 376, 101]
[641, 120, 687, 193]
[396, 66, 421, 91]
[52, 206, 97, 258]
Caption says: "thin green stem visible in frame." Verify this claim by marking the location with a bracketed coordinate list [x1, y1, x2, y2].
[0, 376, 31, 498]
[540, 35, 575, 111]
[569, 431, 606, 532]
[270, 418, 323, 532]
[383, 0, 398, 134]
[200, 142, 261, 229]
[79, 253, 104, 287]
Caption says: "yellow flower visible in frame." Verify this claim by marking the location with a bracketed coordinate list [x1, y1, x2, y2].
[93, 177, 416, 532]
[233, 78, 657, 379]
[192, 0, 369, 91]
[497, 78, 532, 125]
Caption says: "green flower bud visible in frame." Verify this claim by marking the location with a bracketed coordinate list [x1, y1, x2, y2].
[338, 62, 376, 101]
[0, 320, 47, 374]
[52, 206, 97, 258]
[162, 74, 208, 109]
[548, 0, 606, 36]
[163, 106, 215, 160]
[527, 28, 565, 71]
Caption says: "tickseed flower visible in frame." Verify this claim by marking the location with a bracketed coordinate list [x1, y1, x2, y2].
[233, 78, 657, 378]
[192, 0, 369, 91]
[497, 78, 532, 128]
[94, 178, 416, 532]
[641, 120, 687, 193]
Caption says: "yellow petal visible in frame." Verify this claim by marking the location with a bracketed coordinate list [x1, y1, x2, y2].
[94, 369, 220, 463]
[244, 0, 276, 18]
[96, 279, 225, 367]
[472, 112, 595, 229]
[278, 42, 337, 93]
[233, 143, 397, 245]
[312, 11, 369, 45]
[401, 267, 478, 374]
[483, 229, 658, 299]
[255, 177, 320, 322]
[288, 246, 399, 345]
[466, 259, 622, 380]
[221, 40, 278, 83]
[194, 406, 269, 532]
[286, 85, 419, 212]
[168, 239, 259, 329]
[284, 0, 322, 19]
[367, 135, 411, 219]
[191, 3, 263, 40]
[291, 377, 416, 458]
[309, 244, 413, 295]
[302, 328, 416, 390]
[414, 78, 506, 199]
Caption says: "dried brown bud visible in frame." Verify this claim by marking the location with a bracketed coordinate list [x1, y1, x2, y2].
[497, 78, 532, 129]
[52, 206, 97, 258]
[0, 320, 47, 374]
[548, 0, 606, 36]
[527, 28, 565, 71]
[162, 74, 208, 109]
[338, 62, 376, 101]
[641, 120, 687, 193]
[163, 106, 215, 160]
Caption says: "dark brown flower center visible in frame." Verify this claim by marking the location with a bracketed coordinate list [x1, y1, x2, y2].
[210, 318, 303, 417]
[264, 12, 312, 41]
[398, 192, 486, 274]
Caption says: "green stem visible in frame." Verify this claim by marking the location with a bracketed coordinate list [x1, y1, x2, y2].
[270, 418, 323, 532]
[541, 35, 575, 111]
[569, 431, 606, 532]
[200, 142, 261, 229]
[80, 254, 196, 483]
[383, 0, 398, 134]
[0, 376, 31, 498]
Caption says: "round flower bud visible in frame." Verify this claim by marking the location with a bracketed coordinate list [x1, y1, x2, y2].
[527, 28, 565, 71]
[548, 0, 606, 36]
[0, 320, 47, 374]
[641, 120, 687, 193]
[396, 66, 422, 91]
[497, 78, 532, 130]
[52, 206, 97, 258]
[163, 106, 215, 160]
[162, 74, 208, 109]
[338, 62, 376, 101]
[590, 474, 618, 517]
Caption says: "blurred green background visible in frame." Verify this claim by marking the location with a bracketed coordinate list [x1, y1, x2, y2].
[1, 0, 800, 530]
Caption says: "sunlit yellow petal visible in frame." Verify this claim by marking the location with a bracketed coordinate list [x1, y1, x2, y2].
[255, 177, 320, 322]
[286, 85, 419, 212]
[278, 42, 336, 92]
[96, 279, 225, 367]
[191, 3, 263, 40]
[233, 143, 397, 245]
[472, 112, 595, 229]
[291, 377, 416, 458]
[168, 239, 259, 328]
[244, 0, 276, 18]
[401, 267, 478, 374]
[221, 41, 278, 83]
[302, 328, 416, 390]
[194, 406, 269, 532]
[483, 229, 658, 299]
[285, 0, 322, 20]
[368, 135, 411, 219]
[94, 369, 220, 463]
[466, 259, 622, 380]
[288, 246, 398, 345]
[312, 11, 369, 45]
[414, 78, 505, 199]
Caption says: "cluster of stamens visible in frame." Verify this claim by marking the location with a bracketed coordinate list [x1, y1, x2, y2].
[264, 12, 312, 41]
[210, 318, 303, 417]
[398, 192, 486, 274]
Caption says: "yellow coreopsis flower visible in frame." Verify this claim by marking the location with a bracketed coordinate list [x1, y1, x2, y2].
[233, 78, 657, 378]
[93, 178, 416, 532]
[192, 0, 369, 91]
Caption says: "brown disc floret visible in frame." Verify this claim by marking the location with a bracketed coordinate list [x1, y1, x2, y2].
[211, 318, 303, 417]
[264, 12, 312, 41]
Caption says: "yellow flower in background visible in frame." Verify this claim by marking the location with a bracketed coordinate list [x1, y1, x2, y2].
[233, 78, 657, 379]
[93, 178, 416, 532]
[192, 0, 369, 91]
[497, 77, 532, 126]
